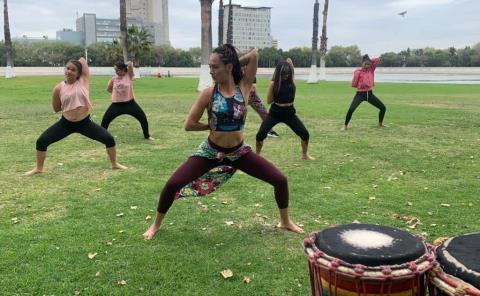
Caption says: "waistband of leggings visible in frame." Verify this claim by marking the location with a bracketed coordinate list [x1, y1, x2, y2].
[207, 138, 243, 154]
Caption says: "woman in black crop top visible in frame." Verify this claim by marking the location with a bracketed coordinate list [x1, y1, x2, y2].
[143, 45, 304, 240]
[255, 58, 314, 160]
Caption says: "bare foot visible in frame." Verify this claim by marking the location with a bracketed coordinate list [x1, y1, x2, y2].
[378, 123, 386, 128]
[143, 223, 160, 240]
[276, 221, 304, 234]
[112, 163, 128, 170]
[341, 125, 348, 131]
[302, 154, 315, 160]
[25, 167, 43, 176]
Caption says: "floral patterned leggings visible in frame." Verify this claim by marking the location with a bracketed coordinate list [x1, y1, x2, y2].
[249, 90, 268, 121]
[156, 143, 289, 214]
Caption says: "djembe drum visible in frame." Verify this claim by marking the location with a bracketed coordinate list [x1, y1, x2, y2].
[429, 232, 480, 296]
[304, 224, 436, 296]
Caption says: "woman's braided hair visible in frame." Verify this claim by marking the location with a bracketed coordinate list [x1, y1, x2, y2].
[213, 44, 243, 85]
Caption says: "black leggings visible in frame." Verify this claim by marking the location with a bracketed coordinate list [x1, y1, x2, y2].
[256, 104, 310, 142]
[157, 142, 289, 213]
[36, 115, 115, 151]
[101, 99, 150, 138]
[344, 90, 386, 125]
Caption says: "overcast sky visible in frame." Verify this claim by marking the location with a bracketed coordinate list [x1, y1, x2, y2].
[2, 0, 479, 56]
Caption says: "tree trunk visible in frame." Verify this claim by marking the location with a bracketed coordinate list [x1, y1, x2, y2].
[218, 0, 224, 46]
[198, 0, 214, 91]
[119, 0, 128, 62]
[308, 0, 319, 83]
[3, 0, 15, 78]
[226, 0, 233, 44]
[319, 0, 329, 81]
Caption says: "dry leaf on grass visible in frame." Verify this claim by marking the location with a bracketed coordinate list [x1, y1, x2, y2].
[224, 221, 234, 226]
[130, 206, 138, 210]
[115, 213, 124, 217]
[145, 215, 152, 220]
[95, 271, 101, 277]
[433, 237, 449, 246]
[220, 269, 233, 279]
[11, 217, 19, 224]
[87, 252, 97, 259]
[440, 203, 451, 207]
[118, 280, 127, 285]
[243, 276, 252, 284]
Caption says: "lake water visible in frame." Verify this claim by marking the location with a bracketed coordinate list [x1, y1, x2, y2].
[295, 73, 480, 84]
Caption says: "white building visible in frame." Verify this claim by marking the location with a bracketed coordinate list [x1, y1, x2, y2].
[126, 0, 170, 46]
[223, 4, 272, 52]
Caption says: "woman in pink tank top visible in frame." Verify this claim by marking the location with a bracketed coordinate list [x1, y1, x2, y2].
[100, 61, 152, 139]
[25, 58, 127, 175]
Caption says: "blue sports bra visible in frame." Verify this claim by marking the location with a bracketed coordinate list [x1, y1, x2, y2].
[208, 85, 247, 132]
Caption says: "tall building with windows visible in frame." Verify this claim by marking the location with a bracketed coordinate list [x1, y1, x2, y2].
[222, 4, 272, 52]
[126, 0, 170, 46]
[75, 13, 143, 46]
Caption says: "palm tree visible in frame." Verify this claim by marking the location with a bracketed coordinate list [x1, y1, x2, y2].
[127, 25, 152, 66]
[307, 0, 319, 83]
[226, 0, 233, 44]
[319, 0, 329, 80]
[3, 0, 15, 78]
[198, 0, 214, 91]
[119, 0, 128, 62]
[218, 0, 224, 46]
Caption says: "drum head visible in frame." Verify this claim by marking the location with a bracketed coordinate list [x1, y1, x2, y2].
[437, 232, 480, 289]
[315, 224, 426, 266]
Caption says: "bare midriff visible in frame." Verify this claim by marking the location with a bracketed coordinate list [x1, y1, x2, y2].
[208, 130, 244, 148]
[62, 106, 90, 122]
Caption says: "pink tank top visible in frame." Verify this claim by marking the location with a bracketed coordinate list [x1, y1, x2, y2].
[60, 79, 92, 112]
[109, 74, 134, 102]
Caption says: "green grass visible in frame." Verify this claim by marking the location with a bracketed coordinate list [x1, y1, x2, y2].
[0, 76, 479, 295]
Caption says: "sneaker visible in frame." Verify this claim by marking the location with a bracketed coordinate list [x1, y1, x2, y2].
[267, 130, 280, 138]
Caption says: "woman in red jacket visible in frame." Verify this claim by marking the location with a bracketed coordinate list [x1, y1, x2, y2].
[342, 54, 386, 131]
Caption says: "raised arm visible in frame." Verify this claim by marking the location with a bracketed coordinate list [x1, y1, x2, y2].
[78, 57, 90, 82]
[126, 61, 134, 79]
[286, 57, 295, 80]
[239, 48, 258, 89]
[52, 84, 62, 113]
[370, 57, 380, 71]
[184, 88, 212, 131]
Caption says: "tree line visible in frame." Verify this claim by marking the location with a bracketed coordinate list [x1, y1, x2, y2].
[1, 41, 479, 67]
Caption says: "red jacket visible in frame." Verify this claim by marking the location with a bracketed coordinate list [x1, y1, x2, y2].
[351, 57, 380, 91]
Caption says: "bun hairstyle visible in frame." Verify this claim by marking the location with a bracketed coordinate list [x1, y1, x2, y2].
[362, 54, 371, 62]
[213, 44, 243, 85]
[69, 60, 83, 79]
[115, 61, 128, 73]
[272, 61, 295, 98]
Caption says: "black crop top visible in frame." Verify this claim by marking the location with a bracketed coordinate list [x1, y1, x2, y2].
[274, 83, 296, 104]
